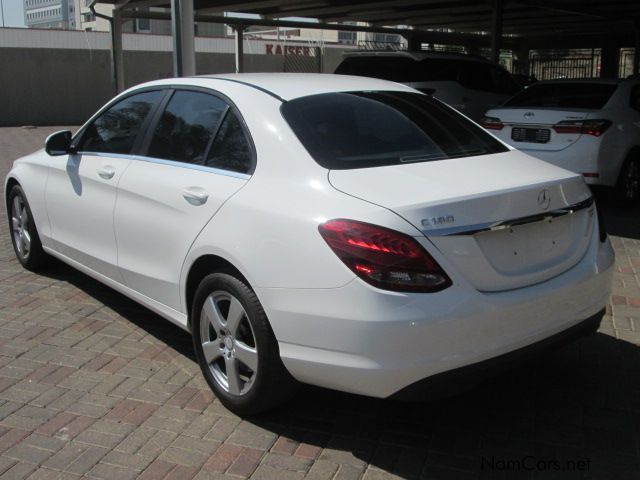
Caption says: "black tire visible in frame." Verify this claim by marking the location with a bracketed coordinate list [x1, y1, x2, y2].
[6, 185, 49, 270]
[191, 272, 298, 415]
[613, 157, 640, 205]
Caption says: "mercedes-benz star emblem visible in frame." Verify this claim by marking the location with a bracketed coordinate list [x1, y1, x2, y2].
[537, 189, 551, 210]
[524, 111, 535, 119]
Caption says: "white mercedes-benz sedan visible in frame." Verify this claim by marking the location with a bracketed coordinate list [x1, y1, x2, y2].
[5, 74, 614, 414]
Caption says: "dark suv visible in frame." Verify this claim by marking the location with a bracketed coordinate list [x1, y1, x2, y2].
[335, 51, 520, 121]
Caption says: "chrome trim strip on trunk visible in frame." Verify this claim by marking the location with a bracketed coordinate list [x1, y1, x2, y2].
[422, 197, 594, 237]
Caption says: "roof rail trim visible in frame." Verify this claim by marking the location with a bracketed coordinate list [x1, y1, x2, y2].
[193, 76, 286, 102]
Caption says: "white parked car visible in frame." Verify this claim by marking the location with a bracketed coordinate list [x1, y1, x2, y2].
[483, 78, 640, 203]
[334, 51, 521, 121]
[6, 74, 613, 414]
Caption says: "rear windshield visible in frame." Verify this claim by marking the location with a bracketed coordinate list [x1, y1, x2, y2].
[335, 56, 519, 95]
[504, 83, 617, 109]
[281, 91, 508, 170]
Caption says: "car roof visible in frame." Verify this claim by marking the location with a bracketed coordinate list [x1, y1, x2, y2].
[341, 50, 495, 64]
[142, 73, 416, 102]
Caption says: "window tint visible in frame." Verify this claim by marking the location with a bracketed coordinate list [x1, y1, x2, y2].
[505, 83, 618, 109]
[630, 85, 640, 112]
[281, 91, 507, 170]
[206, 111, 253, 174]
[78, 90, 162, 154]
[147, 91, 228, 164]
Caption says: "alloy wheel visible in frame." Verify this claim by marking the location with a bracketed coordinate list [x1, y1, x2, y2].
[11, 195, 31, 260]
[199, 291, 258, 396]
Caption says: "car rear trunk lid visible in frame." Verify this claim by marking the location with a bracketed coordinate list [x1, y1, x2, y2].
[329, 150, 594, 292]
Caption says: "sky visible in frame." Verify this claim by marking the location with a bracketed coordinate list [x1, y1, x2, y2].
[1, 0, 25, 27]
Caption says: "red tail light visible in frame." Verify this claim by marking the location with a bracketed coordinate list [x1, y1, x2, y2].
[552, 119, 612, 137]
[480, 116, 505, 131]
[318, 219, 452, 293]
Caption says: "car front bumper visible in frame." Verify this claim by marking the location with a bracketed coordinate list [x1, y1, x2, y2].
[257, 233, 614, 399]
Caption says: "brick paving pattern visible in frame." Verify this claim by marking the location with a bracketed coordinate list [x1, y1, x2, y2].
[0, 126, 639, 479]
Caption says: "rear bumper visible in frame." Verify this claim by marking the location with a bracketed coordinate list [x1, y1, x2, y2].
[392, 307, 604, 400]
[257, 232, 614, 398]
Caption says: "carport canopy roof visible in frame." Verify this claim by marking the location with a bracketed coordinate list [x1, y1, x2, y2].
[102, 0, 640, 43]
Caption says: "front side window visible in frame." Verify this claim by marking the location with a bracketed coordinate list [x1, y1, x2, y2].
[147, 91, 228, 164]
[78, 90, 162, 154]
[281, 91, 508, 170]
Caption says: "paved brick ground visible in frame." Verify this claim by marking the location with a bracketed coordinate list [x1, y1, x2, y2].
[0, 126, 639, 480]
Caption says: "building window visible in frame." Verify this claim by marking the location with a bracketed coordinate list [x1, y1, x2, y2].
[136, 18, 151, 32]
[338, 31, 356, 44]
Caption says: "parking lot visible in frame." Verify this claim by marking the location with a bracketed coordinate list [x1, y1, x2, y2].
[0, 126, 638, 480]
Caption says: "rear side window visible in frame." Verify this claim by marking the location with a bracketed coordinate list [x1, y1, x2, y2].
[205, 111, 253, 174]
[147, 91, 228, 164]
[505, 83, 618, 109]
[78, 90, 162, 154]
[281, 91, 508, 170]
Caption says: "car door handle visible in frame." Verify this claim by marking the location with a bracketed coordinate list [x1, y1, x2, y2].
[97, 166, 116, 180]
[182, 187, 209, 206]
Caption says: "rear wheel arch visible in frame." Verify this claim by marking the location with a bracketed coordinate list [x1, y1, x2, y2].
[625, 146, 640, 162]
[185, 254, 250, 330]
[613, 146, 640, 204]
[4, 177, 20, 209]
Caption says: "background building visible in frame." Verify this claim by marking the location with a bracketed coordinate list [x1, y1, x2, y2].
[24, 0, 79, 29]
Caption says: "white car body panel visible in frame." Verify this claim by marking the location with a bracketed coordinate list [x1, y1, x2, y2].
[486, 79, 640, 186]
[5, 74, 614, 399]
[46, 152, 131, 282]
[115, 157, 248, 311]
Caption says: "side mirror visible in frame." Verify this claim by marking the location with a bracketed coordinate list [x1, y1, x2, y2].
[45, 130, 73, 156]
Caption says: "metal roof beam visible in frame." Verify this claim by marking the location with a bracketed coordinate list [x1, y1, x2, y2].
[511, 0, 622, 20]
[260, 0, 442, 20]
[119, 8, 512, 46]
[197, 0, 310, 15]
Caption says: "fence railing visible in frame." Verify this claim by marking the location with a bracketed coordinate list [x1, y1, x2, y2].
[530, 51, 599, 80]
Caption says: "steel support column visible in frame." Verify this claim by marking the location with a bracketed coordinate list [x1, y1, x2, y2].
[634, 22, 640, 76]
[112, 8, 125, 92]
[491, 0, 504, 64]
[234, 25, 244, 73]
[513, 45, 530, 75]
[600, 44, 620, 78]
[171, 0, 196, 77]
[407, 35, 422, 52]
